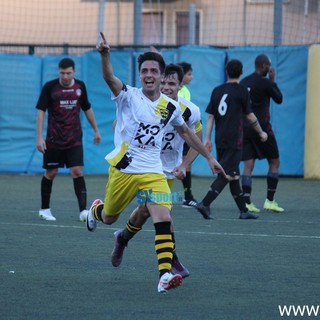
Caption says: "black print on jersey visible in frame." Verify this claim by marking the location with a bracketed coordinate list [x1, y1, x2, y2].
[115, 152, 132, 170]
[134, 123, 161, 146]
[121, 83, 128, 92]
[160, 102, 176, 127]
[162, 131, 175, 151]
[182, 108, 191, 122]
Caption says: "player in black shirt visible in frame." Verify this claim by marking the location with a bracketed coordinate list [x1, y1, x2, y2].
[196, 59, 267, 220]
[36, 58, 101, 222]
[240, 54, 284, 213]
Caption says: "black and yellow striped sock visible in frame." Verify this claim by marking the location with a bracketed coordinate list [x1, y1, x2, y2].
[154, 221, 174, 277]
[92, 203, 104, 221]
[171, 232, 177, 258]
[122, 220, 142, 242]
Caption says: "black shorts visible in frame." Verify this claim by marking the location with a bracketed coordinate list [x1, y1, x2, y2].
[43, 146, 84, 169]
[242, 135, 279, 161]
[217, 148, 242, 177]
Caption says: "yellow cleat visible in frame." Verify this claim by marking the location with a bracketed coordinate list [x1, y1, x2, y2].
[245, 203, 260, 213]
[263, 199, 284, 212]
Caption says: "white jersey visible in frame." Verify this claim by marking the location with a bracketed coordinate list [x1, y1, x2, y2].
[161, 96, 202, 179]
[106, 85, 184, 174]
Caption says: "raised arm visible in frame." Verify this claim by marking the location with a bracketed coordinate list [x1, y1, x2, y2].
[96, 32, 124, 97]
[268, 68, 283, 104]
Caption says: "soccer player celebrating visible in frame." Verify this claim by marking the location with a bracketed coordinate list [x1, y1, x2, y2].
[110, 63, 203, 279]
[87, 33, 225, 293]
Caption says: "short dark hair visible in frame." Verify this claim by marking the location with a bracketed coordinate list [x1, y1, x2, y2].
[163, 64, 184, 83]
[226, 59, 243, 79]
[58, 58, 75, 70]
[178, 62, 192, 75]
[137, 52, 166, 74]
[255, 54, 270, 68]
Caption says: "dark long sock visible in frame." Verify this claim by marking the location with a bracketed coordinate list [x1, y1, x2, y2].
[121, 220, 142, 244]
[182, 171, 193, 200]
[154, 221, 173, 277]
[267, 172, 279, 201]
[241, 175, 252, 204]
[92, 202, 104, 221]
[171, 232, 179, 261]
[41, 176, 53, 209]
[73, 176, 87, 212]
[229, 180, 247, 212]
[202, 175, 229, 207]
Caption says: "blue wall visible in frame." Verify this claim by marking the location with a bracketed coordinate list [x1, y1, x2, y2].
[0, 46, 308, 176]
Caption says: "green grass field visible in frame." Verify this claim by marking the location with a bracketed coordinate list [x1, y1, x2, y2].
[1, 174, 320, 320]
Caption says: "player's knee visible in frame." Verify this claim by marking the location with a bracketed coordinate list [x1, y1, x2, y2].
[70, 167, 83, 178]
[102, 214, 119, 225]
[137, 205, 150, 219]
[244, 162, 254, 172]
[45, 169, 58, 180]
[268, 158, 280, 170]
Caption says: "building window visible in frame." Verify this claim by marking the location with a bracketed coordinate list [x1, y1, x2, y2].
[142, 11, 164, 45]
[176, 11, 200, 45]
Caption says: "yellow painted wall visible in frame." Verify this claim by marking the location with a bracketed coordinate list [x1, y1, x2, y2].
[304, 44, 320, 179]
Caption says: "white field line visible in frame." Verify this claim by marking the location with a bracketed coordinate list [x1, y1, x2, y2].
[1, 222, 320, 240]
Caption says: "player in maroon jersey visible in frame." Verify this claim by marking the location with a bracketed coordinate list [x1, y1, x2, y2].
[195, 59, 267, 220]
[36, 58, 101, 222]
[240, 54, 284, 213]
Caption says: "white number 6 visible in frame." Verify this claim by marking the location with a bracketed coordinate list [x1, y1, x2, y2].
[218, 94, 228, 116]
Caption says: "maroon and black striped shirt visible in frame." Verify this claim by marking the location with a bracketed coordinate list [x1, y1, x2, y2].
[36, 79, 91, 149]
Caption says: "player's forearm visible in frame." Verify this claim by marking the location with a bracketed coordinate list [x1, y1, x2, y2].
[85, 109, 99, 132]
[100, 54, 115, 84]
[181, 148, 199, 168]
[181, 129, 213, 162]
[247, 113, 267, 141]
[36, 111, 44, 138]
[270, 83, 283, 104]
[182, 130, 202, 166]
[205, 115, 214, 141]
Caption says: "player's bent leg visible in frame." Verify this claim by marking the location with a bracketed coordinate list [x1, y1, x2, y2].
[102, 214, 119, 225]
[111, 230, 128, 267]
[111, 205, 148, 267]
[129, 204, 150, 226]
[171, 253, 190, 278]
[87, 199, 103, 231]
[87, 199, 120, 232]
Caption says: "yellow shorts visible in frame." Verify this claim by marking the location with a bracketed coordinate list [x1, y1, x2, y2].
[104, 166, 172, 216]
